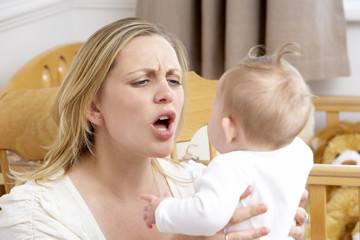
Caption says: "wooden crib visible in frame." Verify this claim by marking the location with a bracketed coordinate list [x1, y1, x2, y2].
[307, 96, 360, 239]
[0, 41, 360, 238]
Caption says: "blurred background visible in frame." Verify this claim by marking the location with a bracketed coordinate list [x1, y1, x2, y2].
[0, 0, 359, 160]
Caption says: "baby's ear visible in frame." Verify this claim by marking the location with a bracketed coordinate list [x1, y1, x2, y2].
[221, 116, 238, 144]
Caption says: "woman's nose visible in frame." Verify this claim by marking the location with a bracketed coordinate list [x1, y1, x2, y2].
[154, 80, 174, 103]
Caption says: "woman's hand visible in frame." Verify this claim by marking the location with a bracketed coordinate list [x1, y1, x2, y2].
[218, 186, 269, 240]
[289, 189, 309, 240]
[171, 186, 270, 240]
[171, 202, 269, 240]
[219, 204, 270, 240]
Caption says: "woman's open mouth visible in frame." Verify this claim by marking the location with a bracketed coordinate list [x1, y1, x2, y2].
[152, 112, 176, 139]
[153, 116, 170, 131]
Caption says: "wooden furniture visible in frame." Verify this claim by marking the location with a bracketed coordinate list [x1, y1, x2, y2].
[307, 96, 360, 240]
[0, 42, 83, 194]
[0, 42, 83, 98]
[313, 96, 360, 127]
[171, 72, 218, 161]
[0, 88, 58, 193]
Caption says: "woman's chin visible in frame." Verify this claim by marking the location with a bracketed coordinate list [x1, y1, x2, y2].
[148, 141, 175, 159]
[154, 151, 172, 159]
[153, 147, 173, 159]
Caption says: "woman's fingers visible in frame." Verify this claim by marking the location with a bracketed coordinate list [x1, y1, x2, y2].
[224, 203, 268, 229]
[202, 228, 269, 240]
[299, 189, 308, 207]
[294, 207, 308, 226]
[231, 227, 270, 240]
[220, 227, 269, 240]
[287, 189, 308, 239]
[239, 186, 253, 200]
[288, 207, 308, 239]
[172, 225, 269, 240]
[288, 225, 304, 240]
[197, 187, 269, 240]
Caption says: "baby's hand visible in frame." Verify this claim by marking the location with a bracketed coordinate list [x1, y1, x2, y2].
[140, 192, 171, 228]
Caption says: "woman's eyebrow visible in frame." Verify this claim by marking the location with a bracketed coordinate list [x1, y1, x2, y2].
[126, 68, 182, 76]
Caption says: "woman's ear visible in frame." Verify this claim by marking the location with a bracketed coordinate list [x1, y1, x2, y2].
[221, 116, 238, 144]
[85, 101, 104, 126]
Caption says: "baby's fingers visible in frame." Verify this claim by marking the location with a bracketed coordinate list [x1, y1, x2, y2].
[142, 206, 153, 229]
[163, 192, 172, 198]
[146, 221, 153, 229]
[140, 194, 156, 203]
[143, 205, 148, 220]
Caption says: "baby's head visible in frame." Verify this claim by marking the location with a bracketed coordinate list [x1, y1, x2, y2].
[209, 43, 313, 152]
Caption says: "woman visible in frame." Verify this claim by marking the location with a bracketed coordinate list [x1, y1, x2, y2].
[0, 18, 307, 239]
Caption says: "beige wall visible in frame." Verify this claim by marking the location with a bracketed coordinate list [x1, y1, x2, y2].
[0, 0, 137, 90]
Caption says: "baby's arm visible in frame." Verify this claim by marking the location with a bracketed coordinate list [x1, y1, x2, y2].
[140, 192, 172, 228]
[151, 160, 249, 236]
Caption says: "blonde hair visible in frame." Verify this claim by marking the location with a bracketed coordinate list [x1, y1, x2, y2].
[221, 43, 313, 148]
[14, 18, 189, 184]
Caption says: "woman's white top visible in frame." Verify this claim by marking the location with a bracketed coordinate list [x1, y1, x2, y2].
[155, 137, 313, 239]
[0, 159, 205, 240]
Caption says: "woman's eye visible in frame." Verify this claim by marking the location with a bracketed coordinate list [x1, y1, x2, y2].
[168, 79, 181, 86]
[131, 80, 148, 87]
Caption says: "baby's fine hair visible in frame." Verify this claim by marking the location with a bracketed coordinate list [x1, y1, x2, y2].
[221, 43, 313, 148]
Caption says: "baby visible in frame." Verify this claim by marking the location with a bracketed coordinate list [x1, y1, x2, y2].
[140, 43, 314, 239]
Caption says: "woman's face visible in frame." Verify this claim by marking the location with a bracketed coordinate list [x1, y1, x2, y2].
[93, 35, 184, 159]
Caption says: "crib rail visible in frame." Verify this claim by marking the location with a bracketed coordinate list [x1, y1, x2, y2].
[307, 164, 360, 240]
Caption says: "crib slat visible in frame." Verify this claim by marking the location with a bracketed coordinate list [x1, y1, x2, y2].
[307, 164, 360, 239]
[309, 184, 327, 240]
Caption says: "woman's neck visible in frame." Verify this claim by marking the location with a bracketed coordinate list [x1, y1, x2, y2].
[68, 152, 172, 240]
[69, 150, 160, 200]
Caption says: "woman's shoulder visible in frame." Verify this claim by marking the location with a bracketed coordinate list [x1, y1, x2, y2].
[0, 176, 67, 211]
[0, 171, 72, 210]
[0, 174, 95, 239]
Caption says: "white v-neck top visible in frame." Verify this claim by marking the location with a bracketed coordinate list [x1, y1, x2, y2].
[0, 159, 205, 239]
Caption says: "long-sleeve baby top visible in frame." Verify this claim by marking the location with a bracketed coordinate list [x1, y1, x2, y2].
[155, 137, 313, 239]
